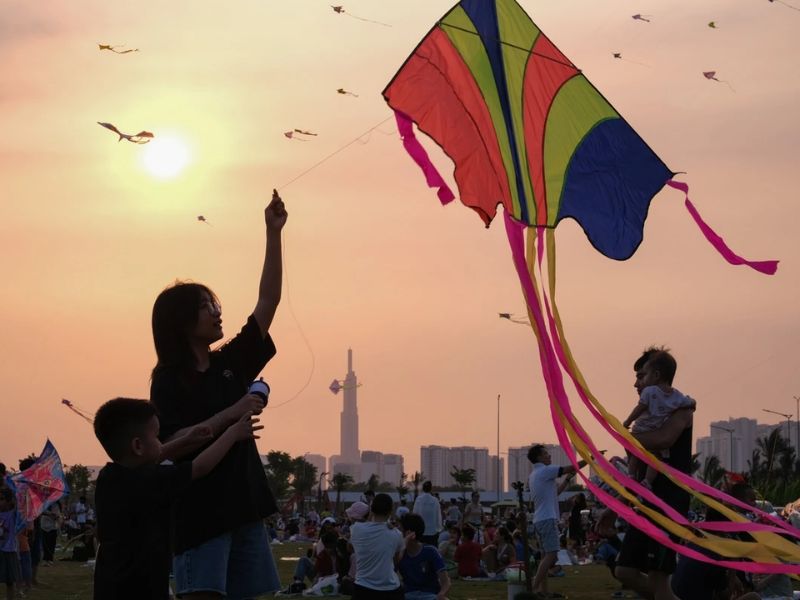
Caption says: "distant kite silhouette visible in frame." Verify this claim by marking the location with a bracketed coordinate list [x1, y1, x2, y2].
[197, 216, 211, 226]
[631, 14, 652, 22]
[331, 5, 391, 26]
[61, 399, 93, 424]
[769, 0, 800, 11]
[284, 129, 318, 141]
[613, 52, 649, 67]
[708, 21, 717, 28]
[329, 378, 362, 395]
[98, 44, 139, 54]
[703, 71, 735, 92]
[97, 122, 153, 144]
[337, 88, 359, 97]
[499, 313, 530, 326]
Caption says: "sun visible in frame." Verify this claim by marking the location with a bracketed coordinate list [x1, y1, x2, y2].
[140, 135, 192, 179]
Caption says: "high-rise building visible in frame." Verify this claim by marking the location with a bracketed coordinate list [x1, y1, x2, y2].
[340, 348, 360, 463]
[304, 453, 328, 490]
[383, 454, 405, 488]
[508, 443, 571, 491]
[420, 445, 501, 491]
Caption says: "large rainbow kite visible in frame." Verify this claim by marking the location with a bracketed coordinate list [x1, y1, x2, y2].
[384, 0, 793, 573]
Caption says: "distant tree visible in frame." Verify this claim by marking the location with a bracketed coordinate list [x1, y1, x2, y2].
[366, 473, 380, 492]
[395, 472, 409, 500]
[330, 472, 354, 516]
[290, 456, 317, 513]
[450, 466, 477, 499]
[700, 455, 726, 488]
[65, 464, 92, 496]
[264, 451, 294, 499]
[689, 452, 701, 476]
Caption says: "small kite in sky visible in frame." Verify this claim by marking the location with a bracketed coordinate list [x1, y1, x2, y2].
[197, 215, 211, 226]
[98, 44, 139, 54]
[331, 5, 391, 26]
[708, 21, 717, 28]
[703, 71, 735, 92]
[631, 14, 652, 22]
[97, 122, 154, 144]
[769, 0, 800, 11]
[329, 378, 362, 395]
[337, 88, 359, 97]
[284, 129, 318, 141]
[613, 52, 649, 67]
[499, 313, 529, 325]
[61, 399, 93, 424]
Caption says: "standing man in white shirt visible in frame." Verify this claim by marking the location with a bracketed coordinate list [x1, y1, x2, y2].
[528, 445, 587, 596]
[412, 481, 443, 546]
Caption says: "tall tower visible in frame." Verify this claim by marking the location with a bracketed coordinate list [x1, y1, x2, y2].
[340, 348, 360, 463]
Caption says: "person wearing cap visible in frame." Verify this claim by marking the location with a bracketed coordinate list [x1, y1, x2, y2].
[340, 502, 369, 595]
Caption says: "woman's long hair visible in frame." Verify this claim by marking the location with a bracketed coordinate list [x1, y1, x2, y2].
[151, 282, 219, 378]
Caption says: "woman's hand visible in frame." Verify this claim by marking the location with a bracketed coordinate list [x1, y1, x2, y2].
[186, 424, 214, 444]
[226, 412, 264, 441]
[265, 189, 288, 232]
[233, 393, 267, 418]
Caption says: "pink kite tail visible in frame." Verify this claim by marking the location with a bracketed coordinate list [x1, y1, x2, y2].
[393, 110, 455, 205]
[666, 180, 778, 275]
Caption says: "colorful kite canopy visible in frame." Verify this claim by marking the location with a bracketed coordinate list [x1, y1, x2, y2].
[6, 440, 69, 528]
[384, 0, 789, 573]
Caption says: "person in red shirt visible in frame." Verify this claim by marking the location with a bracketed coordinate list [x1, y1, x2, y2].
[453, 525, 485, 578]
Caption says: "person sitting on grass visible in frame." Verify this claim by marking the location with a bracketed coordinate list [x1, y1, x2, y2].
[481, 526, 516, 578]
[280, 531, 341, 596]
[399, 513, 451, 600]
[92, 397, 262, 600]
[453, 524, 485, 579]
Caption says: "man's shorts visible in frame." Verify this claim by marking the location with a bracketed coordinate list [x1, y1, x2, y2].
[533, 518, 560, 554]
[174, 521, 281, 599]
[616, 524, 677, 575]
[0, 551, 20, 584]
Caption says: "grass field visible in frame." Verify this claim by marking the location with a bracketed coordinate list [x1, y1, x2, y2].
[11, 542, 625, 600]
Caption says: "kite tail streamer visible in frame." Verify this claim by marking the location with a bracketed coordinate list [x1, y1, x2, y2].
[667, 180, 778, 275]
[503, 211, 800, 572]
[394, 111, 456, 205]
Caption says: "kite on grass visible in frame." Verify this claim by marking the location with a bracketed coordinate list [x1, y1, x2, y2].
[703, 71, 735, 92]
[97, 122, 154, 144]
[383, 0, 786, 573]
[98, 44, 139, 54]
[331, 5, 391, 26]
[631, 14, 651, 22]
[6, 441, 69, 527]
[337, 88, 359, 97]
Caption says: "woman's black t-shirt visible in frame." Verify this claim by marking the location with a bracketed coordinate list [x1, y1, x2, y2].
[150, 315, 279, 554]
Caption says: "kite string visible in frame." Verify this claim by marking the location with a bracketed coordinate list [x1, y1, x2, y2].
[267, 230, 315, 409]
[277, 116, 395, 191]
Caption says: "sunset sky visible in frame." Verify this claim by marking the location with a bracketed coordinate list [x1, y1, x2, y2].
[1, 0, 798, 481]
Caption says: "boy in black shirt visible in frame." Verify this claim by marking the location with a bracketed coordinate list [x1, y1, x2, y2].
[92, 397, 261, 600]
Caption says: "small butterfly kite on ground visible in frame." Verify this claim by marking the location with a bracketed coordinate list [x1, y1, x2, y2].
[98, 44, 139, 54]
[331, 5, 391, 26]
[97, 122, 153, 144]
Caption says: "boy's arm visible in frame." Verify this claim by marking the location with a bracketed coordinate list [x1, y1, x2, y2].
[623, 402, 648, 429]
[191, 413, 263, 480]
[162, 393, 267, 443]
[160, 425, 214, 462]
[634, 408, 693, 451]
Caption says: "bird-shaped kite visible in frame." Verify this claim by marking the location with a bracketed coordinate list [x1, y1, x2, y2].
[284, 129, 318, 141]
[703, 71, 735, 92]
[61, 398, 94, 424]
[97, 122, 154, 144]
[631, 14, 652, 22]
[98, 44, 139, 54]
[384, 0, 786, 574]
[331, 5, 391, 26]
[337, 88, 359, 97]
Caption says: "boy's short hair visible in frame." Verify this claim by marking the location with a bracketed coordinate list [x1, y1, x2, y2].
[94, 398, 157, 461]
[646, 350, 677, 385]
[527, 444, 546, 464]
[633, 346, 661, 372]
[422, 481, 432, 493]
[400, 513, 425, 539]
[371, 493, 393, 517]
[461, 524, 475, 540]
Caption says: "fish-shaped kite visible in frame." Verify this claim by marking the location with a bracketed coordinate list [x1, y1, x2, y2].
[331, 5, 391, 26]
[703, 71, 735, 92]
[97, 122, 154, 144]
[499, 313, 529, 325]
[337, 88, 359, 97]
[383, 0, 785, 573]
[98, 44, 139, 54]
[631, 14, 652, 22]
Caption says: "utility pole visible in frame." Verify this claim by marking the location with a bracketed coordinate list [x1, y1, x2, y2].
[497, 394, 501, 503]
[794, 396, 800, 454]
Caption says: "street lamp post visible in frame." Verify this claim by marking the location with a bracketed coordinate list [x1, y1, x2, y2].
[762, 408, 793, 444]
[497, 394, 501, 503]
[710, 424, 735, 471]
